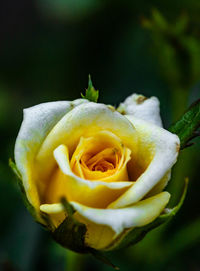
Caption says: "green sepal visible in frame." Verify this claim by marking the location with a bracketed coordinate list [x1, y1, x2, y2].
[103, 178, 189, 251]
[9, 158, 37, 220]
[39, 211, 55, 231]
[89, 249, 119, 270]
[81, 75, 99, 102]
[52, 198, 88, 253]
[169, 99, 200, 149]
[52, 199, 120, 269]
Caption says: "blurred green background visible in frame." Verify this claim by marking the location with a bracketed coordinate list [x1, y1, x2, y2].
[0, 0, 200, 270]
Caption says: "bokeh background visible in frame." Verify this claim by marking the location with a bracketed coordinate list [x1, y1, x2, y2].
[0, 1, 200, 270]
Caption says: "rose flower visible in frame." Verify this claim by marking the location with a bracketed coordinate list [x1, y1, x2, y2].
[14, 93, 180, 251]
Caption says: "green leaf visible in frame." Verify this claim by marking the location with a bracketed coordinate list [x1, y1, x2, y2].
[9, 158, 37, 219]
[169, 99, 200, 149]
[81, 75, 99, 102]
[104, 178, 189, 251]
[151, 9, 168, 31]
[52, 198, 88, 253]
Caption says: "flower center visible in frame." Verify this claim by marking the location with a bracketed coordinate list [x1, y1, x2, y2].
[69, 131, 131, 181]
[80, 147, 120, 173]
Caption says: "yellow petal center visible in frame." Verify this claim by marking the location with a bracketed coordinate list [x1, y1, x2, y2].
[70, 131, 131, 182]
[44, 131, 133, 208]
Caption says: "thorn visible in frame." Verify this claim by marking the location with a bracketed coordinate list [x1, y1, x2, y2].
[194, 130, 200, 136]
[182, 142, 194, 149]
[188, 131, 200, 141]
[188, 98, 200, 110]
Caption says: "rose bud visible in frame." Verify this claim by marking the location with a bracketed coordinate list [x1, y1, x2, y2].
[12, 79, 188, 261]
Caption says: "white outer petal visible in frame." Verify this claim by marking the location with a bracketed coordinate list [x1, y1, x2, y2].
[70, 192, 170, 235]
[109, 116, 180, 208]
[14, 99, 88, 207]
[118, 93, 162, 127]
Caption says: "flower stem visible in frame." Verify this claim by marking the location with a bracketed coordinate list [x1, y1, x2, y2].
[65, 250, 85, 271]
[168, 87, 194, 206]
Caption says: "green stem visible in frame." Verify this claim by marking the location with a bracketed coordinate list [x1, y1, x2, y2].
[168, 87, 193, 206]
[65, 250, 85, 271]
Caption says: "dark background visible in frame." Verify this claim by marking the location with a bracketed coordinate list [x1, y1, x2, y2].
[0, 1, 200, 270]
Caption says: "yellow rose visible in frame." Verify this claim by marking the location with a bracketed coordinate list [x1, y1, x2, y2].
[14, 94, 180, 251]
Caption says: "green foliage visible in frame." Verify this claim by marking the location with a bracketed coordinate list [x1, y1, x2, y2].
[52, 198, 88, 253]
[61, 197, 75, 216]
[142, 9, 200, 89]
[9, 158, 22, 179]
[52, 198, 120, 269]
[104, 178, 189, 251]
[169, 99, 200, 149]
[9, 159, 37, 220]
[81, 75, 99, 102]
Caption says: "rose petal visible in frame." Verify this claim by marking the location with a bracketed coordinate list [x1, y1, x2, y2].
[109, 116, 180, 208]
[40, 192, 170, 249]
[36, 102, 138, 187]
[118, 93, 162, 127]
[14, 99, 88, 210]
[40, 203, 66, 228]
[70, 192, 170, 235]
[146, 170, 171, 197]
[45, 144, 133, 208]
